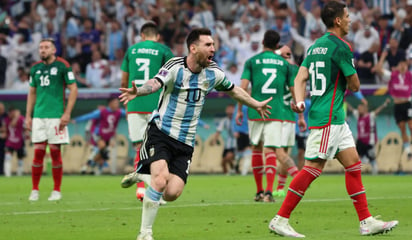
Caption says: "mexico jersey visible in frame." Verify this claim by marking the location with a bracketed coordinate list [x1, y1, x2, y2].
[121, 40, 174, 114]
[152, 57, 234, 147]
[303, 32, 357, 128]
[29, 57, 76, 118]
[283, 63, 298, 122]
[241, 50, 292, 121]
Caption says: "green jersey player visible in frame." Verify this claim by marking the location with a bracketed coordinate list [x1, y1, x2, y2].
[26, 38, 78, 202]
[237, 30, 300, 203]
[120, 21, 174, 201]
[269, 1, 398, 237]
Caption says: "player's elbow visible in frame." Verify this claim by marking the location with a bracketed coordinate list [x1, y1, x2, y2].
[348, 84, 360, 92]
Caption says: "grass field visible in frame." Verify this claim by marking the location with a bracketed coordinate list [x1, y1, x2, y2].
[0, 174, 411, 240]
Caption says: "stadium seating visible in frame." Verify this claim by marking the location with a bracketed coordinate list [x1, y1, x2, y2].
[199, 134, 224, 173]
[189, 135, 204, 173]
[376, 132, 403, 173]
[323, 158, 344, 173]
[113, 134, 130, 174]
[62, 134, 88, 173]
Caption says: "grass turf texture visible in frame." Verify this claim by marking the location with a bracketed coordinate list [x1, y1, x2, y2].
[0, 174, 410, 240]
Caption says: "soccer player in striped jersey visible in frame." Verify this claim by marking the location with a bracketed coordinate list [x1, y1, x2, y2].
[121, 21, 174, 201]
[119, 28, 272, 240]
[269, 1, 398, 237]
[26, 39, 78, 201]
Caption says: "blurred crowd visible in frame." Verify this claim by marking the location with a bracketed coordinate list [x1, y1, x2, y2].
[1, 0, 412, 90]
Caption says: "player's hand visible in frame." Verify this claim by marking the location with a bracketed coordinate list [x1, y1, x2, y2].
[25, 116, 32, 131]
[298, 118, 307, 132]
[291, 101, 305, 113]
[59, 112, 70, 131]
[119, 84, 138, 105]
[255, 97, 272, 120]
[235, 110, 243, 125]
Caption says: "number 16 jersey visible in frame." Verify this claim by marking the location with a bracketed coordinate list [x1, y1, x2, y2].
[303, 32, 357, 129]
[121, 40, 174, 114]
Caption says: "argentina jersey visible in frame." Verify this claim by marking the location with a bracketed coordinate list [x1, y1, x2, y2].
[151, 57, 234, 147]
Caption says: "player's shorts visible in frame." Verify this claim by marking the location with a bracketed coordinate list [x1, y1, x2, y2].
[127, 113, 152, 143]
[5, 146, 26, 159]
[137, 122, 194, 183]
[32, 118, 70, 144]
[237, 132, 250, 151]
[305, 123, 355, 160]
[249, 120, 282, 147]
[222, 148, 235, 157]
[295, 134, 307, 150]
[281, 121, 296, 148]
[356, 140, 376, 161]
[394, 102, 412, 123]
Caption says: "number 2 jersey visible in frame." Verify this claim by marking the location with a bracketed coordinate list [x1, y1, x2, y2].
[303, 32, 357, 129]
[152, 57, 234, 147]
[121, 40, 174, 114]
[29, 57, 76, 118]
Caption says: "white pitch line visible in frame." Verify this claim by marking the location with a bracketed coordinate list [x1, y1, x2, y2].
[1, 195, 412, 216]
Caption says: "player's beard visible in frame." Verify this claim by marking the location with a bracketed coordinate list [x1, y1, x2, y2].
[197, 53, 210, 68]
[40, 54, 52, 62]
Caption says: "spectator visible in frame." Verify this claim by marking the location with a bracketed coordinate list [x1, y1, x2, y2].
[10, 67, 30, 90]
[107, 20, 123, 61]
[77, 18, 100, 71]
[377, 37, 406, 71]
[298, 1, 326, 38]
[85, 50, 110, 88]
[354, 25, 380, 57]
[357, 43, 380, 84]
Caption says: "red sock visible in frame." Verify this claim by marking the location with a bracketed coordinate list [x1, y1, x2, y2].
[50, 145, 63, 192]
[134, 147, 145, 189]
[278, 166, 322, 218]
[32, 143, 47, 190]
[265, 152, 277, 193]
[277, 174, 287, 191]
[345, 161, 371, 221]
[287, 166, 299, 177]
[252, 150, 264, 193]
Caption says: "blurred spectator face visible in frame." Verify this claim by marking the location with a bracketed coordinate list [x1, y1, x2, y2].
[91, 50, 101, 62]
[398, 60, 408, 73]
[72, 62, 80, 73]
[225, 105, 235, 118]
[351, 20, 361, 32]
[389, 38, 398, 50]
[364, 27, 371, 38]
[114, 48, 124, 61]
[313, 6, 321, 18]
[369, 42, 380, 53]
[39, 40, 56, 61]
[229, 64, 238, 73]
[80, 6, 89, 19]
[109, 99, 120, 111]
[83, 20, 92, 32]
[357, 103, 368, 115]
[68, 37, 76, 47]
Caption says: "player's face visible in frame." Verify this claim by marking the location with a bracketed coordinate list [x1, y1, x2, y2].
[194, 35, 215, 68]
[39, 41, 56, 61]
[338, 7, 351, 36]
[109, 99, 120, 111]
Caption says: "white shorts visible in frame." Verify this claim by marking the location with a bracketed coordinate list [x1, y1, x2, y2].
[127, 113, 152, 143]
[32, 118, 70, 144]
[249, 120, 282, 148]
[281, 121, 296, 148]
[305, 123, 355, 160]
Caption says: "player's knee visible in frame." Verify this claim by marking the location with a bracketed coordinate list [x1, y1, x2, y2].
[163, 188, 182, 201]
[151, 174, 168, 191]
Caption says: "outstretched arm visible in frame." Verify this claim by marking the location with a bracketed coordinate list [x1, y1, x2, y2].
[226, 86, 272, 120]
[374, 98, 391, 115]
[118, 78, 162, 105]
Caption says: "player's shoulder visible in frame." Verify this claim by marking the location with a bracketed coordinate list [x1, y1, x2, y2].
[55, 57, 71, 67]
[163, 56, 185, 70]
[324, 33, 353, 52]
[207, 61, 224, 73]
[30, 60, 43, 68]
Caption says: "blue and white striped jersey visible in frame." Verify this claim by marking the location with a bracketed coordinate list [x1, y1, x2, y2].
[151, 57, 234, 147]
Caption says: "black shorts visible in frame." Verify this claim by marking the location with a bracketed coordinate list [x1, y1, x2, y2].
[99, 147, 110, 161]
[356, 140, 375, 161]
[295, 134, 307, 150]
[394, 102, 412, 123]
[5, 146, 26, 159]
[237, 132, 250, 151]
[222, 148, 235, 157]
[137, 123, 194, 183]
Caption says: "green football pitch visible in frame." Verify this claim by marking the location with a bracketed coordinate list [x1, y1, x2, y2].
[1, 174, 411, 240]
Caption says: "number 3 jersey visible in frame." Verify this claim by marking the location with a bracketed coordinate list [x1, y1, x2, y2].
[152, 57, 234, 147]
[303, 32, 357, 129]
[241, 50, 293, 121]
[29, 57, 76, 118]
[121, 40, 174, 114]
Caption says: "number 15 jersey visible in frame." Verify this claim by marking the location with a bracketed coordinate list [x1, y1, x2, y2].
[303, 32, 357, 129]
[121, 40, 174, 114]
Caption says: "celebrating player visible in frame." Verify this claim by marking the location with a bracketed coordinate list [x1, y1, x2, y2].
[119, 28, 272, 240]
[26, 38, 78, 201]
[120, 21, 174, 201]
[268, 1, 398, 237]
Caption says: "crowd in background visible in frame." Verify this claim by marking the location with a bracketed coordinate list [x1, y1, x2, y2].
[1, 0, 412, 90]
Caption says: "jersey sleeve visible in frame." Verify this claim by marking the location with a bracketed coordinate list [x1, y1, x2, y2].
[120, 50, 129, 72]
[240, 59, 252, 81]
[64, 66, 77, 85]
[214, 69, 234, 91]
[335, 47, 357, 77]
[164, 47, 175, 63]
[29, 67, 37, 87]
[288, 64, 298, 88]
[154, 62, 174, 87]
[352, 109, 359, 120]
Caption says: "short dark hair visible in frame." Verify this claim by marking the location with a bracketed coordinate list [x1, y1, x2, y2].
[140, 21, 158, 37]
[321, 1, 347, 29]
[186, 28, 212, 51]
[263, 30, 280, 50]
[40, 38, 56, 47]
[107, 97, 117, 104]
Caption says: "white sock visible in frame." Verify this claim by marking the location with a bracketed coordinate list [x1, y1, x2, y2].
[140, 186, 162, 234]
[137, 173, 151, 185]
[17, 159, 24, 176]
[4, 153, 12, 177]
